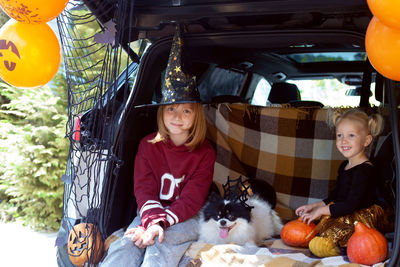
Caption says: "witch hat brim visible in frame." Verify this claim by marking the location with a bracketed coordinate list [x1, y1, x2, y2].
[135, 24, 201, 109]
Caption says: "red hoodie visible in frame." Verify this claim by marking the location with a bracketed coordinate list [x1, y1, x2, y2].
[134, 132, 216, 229]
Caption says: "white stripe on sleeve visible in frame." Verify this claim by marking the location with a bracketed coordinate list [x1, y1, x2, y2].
[139, 200, 162, 216]
[165, 209, 179, 225]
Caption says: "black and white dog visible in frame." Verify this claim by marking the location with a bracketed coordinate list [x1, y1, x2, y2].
[198, 178, 283, 245]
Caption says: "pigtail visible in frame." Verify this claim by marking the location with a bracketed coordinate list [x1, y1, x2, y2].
[331, 109, 345, 127]
[368, 113, 384, 137]
[327, 108, 345, 128]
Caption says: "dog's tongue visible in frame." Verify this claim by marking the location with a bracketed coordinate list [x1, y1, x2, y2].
[219, 227, 229, 239]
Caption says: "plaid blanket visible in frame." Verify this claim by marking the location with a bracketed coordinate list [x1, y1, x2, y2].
[204, 103, 346, 220]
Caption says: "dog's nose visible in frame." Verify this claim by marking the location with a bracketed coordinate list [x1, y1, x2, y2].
[220, 219, 226, 226]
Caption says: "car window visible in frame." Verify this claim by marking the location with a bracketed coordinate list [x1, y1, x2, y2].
[198, 66, 245, 103]
[249, 51, 382, 107]
[288, 79, 381, 107]
[251, 77, 381, 107]
[286, 52, 366, 63]
[250, 75, 271, 106]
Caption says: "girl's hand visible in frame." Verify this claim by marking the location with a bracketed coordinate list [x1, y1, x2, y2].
[296, 201, 326, 217]
[300, 205, 330, 225]
[127, 224, 164, 248]
[300, 210, 320, 225]
[125, 227, 145, 246]
[141, 224, 164, 247]
[295, 204, 312, 217]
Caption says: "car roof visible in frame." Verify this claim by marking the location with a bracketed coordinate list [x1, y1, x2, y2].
[84, 0, 372, 42]
[85, 0, 373, 83]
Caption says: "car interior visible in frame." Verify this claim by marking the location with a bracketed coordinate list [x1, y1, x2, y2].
[58, 1, 400, 266]
[93, 28, 396, 236]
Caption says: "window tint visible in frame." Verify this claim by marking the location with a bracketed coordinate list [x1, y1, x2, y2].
[286, 52, 366, 63]
[198, 66, 245, 103]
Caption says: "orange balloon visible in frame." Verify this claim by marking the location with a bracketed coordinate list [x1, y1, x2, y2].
[366, 16, 400, 81]
[367, 0, 400, 29]
[0, 19, 61, 88]
[0, 0, 69, 24]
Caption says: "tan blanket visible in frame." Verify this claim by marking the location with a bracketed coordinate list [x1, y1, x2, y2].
[104, 230, 387, 266]
[182, 239, 387, 267]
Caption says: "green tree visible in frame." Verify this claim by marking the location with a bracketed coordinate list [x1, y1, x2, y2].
[0, 72, 69, 231]
[0, 3, 132, 231]
[0, 8, 9, 26]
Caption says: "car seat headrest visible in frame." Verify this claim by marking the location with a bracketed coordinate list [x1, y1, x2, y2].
[268, 82, 301, 104]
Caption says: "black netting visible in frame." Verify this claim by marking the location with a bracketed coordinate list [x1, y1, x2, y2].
[55, 1, 143, 265]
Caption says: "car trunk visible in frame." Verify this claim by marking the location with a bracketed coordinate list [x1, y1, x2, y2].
[56, 1, 400, 266]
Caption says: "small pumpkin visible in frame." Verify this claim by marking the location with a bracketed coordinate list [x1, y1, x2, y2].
[280, 217, 317, 247]
[347, 221, 388, 265]
[68, 223, 104, 267]
[308, 236, 340, 257]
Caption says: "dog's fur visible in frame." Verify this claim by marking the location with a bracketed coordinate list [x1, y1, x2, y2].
[198, 192, 283, 245]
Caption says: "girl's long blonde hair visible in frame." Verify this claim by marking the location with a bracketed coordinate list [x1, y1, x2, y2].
[149, 103, 207, 151]
[331, 109, 384, 137]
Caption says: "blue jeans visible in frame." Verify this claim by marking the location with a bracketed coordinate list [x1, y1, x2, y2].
[99, 216, 199, 267]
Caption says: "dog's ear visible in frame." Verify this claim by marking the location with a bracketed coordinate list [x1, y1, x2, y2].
[208, 191, 222, 202]
[209, 181, 220, 195]
[246, 205, 254, 212]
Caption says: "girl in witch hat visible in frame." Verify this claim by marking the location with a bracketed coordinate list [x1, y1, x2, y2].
[100, 24, 216, 267]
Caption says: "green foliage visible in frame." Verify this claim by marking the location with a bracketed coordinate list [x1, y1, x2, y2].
[0, 4, 135, 231]
[0, 73, 68, 231]
[0, 8, 9, 27]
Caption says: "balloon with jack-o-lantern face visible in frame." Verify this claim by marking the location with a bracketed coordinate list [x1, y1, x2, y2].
[0, 19, 61, 88]
[0, 39, 20, 71]
[0, 0, 69, 24]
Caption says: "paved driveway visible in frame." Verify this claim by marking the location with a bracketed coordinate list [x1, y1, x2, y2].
[0, 221, 57, 266]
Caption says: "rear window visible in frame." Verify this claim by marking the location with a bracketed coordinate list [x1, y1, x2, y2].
[198, 66, 245, 103]
[288, 79, 380, 107]
[251, 78, 381, 107]
[286, 52, 367, 63]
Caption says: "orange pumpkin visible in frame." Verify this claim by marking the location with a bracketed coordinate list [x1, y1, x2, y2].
[68, 223, 104, 267]
[280, 217, 317, 247]
[347, 221, 388, 265]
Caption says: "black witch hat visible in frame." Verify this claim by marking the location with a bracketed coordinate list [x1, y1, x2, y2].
[159, 24, 201, 105]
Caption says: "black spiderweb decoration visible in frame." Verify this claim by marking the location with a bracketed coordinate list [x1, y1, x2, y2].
[54, 1, 143, 265]
[222, 176, 254, 210]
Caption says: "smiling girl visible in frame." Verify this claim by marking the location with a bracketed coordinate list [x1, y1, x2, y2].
[131, 102, 214, 247]
[295, 109, 385, 256]
[100, 24, 216, 267]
